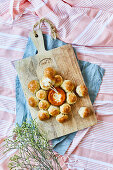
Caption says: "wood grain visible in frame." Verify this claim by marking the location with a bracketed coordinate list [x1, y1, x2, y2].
[14, 29, 97, 140]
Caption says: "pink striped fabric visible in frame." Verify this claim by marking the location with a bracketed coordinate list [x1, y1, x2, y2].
[0, 0, 113, 169]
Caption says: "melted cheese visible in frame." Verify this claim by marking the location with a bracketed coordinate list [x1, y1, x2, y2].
[42, 77, 51, 87]
[53, 93, 62, 102]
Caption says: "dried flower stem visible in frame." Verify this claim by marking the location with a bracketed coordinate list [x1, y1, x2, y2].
[4, 120, 62, 170]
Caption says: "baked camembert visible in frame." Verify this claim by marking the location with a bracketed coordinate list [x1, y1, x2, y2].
[48, 87, 66, 106]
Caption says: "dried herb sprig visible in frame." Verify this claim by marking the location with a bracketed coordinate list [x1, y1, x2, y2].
[4, 120, 62, 170]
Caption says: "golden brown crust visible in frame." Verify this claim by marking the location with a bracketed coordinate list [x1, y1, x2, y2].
[56, 113, 68, 123]
[44, 67, 56, 79]
[61, 80, 74, 92]
[76, 85, 88, 97]
[28, 80, 40, 93]
[38, 110, 50, 121]
[28, 96, 38, 107]
[48, 105, 60, 116]
[36, 90, 47, 100]
[67, 92, 77, 104]
[39, 100, 50, 110]
[54, 75, 63, 87]
[60, 103, 71, 114]
[78, 107, 91, 118]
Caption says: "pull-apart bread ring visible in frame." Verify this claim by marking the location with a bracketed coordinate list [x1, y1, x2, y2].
[28, 67, 91, 123]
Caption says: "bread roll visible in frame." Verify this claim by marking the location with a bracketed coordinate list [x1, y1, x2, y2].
[67, 92, 77, 104]
[39, 100, 50, 110]
[44, 67, 56, 80]
[56, 113, 68, 123]
[61, 80, 74, 92]
[60, 103, 71, 114]
[48, 105, 60, 116]
[78, 107, 91, 118]
[38, 110, 50, 121]
[76, 85, 88, 97]
[40, 77, 55, 90]
[36, 90, 47, 100]
[54, 75, 63, 87]
[28, 96, 39, 107]
[28, 80, 40, 93]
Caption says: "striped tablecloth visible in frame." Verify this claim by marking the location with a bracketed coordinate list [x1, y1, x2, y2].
[0, 1, 113, 169]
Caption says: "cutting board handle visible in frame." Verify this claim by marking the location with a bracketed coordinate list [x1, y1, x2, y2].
[30, 18, 58, 55]
[29, 29, 46, 55]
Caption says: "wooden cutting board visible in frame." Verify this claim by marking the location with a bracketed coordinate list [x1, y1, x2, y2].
[14, 29, 97, 140]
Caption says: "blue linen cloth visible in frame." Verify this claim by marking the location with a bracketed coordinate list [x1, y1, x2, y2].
[16, 34, 104, 155]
